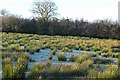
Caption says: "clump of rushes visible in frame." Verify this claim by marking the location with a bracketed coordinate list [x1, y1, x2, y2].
[35, 49, 40, 52]
[15, 46, 25, 52]
[112, 48, 119, 53]
[62, 47, 71, 52]
[76, 52, 89, 64]
[88, 69, 99, 78]
[84, 47, 90, 51]
[48, 48, 57, 60]
[97, 65, 118, 78]
[30, 62, 45, 78]
[74, 45, 79, 50]
[89, 53, 97, 57]
[48, 52, 53, 60]
[26, 47, 36, 54]
[3, 58, 11, 65]
[69, 55, 76, 62]
[19, 52, 29, 60]
[46, 60, 52, 67]
[3, 63, 13, 78]
[101, 53, 109, 58]
[57, 52, 67, 61]
[112, 53, 119, 58]
[52, 48, 57, 55]
[2, 42, 8, 47]
[93, 47, 100, 52]
[96, 51, 102, 55]
[80, 59, 93, 68]
[118, 54, 120, 67]
[102, 48, 109, 53]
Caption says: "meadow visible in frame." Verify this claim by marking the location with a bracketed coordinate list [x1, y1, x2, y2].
[1, 32, 120, 79]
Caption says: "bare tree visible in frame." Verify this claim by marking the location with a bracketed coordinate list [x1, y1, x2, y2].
[0, 9, 9, 16]
[32, 0, 57, 21]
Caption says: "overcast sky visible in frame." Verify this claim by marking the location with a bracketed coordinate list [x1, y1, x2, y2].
[0, 0, 119, 21]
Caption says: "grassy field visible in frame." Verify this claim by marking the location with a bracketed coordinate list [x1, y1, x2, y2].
[1, 32, 120, 79]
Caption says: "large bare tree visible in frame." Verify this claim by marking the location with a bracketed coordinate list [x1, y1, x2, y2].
[0, 9, 9, 16]
[32, 0, 57, 21]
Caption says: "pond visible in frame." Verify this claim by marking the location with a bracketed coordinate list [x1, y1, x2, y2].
[29, 48, 51, 62]
[27, 48, 118, 70]
[28, 50, 93, 67]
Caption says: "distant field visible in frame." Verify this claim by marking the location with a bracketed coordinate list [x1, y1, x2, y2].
[1, 32, 120, 79]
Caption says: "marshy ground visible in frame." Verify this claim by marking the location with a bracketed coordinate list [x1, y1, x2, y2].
[1, 32, 120, 79]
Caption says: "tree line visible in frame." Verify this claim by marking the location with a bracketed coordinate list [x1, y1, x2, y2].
[0, 0, 120, 39]
[1, 14, 119, 39]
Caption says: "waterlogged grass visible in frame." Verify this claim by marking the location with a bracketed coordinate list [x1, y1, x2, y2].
[88, 65, 119, 78]
[2, 52, 29, 78]
[1, 32, 120, 79]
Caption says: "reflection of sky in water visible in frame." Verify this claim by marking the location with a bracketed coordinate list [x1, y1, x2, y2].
[28, 49, 86, 70]
[29, 49, 87, 62]
[29, 48, 51, 62]
[27, 48, 118, 70]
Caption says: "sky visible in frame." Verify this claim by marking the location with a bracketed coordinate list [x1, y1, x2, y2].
[0, 0, 119, 21]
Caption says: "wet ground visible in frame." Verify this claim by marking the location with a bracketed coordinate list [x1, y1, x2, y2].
[27, 48, 118, 70]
